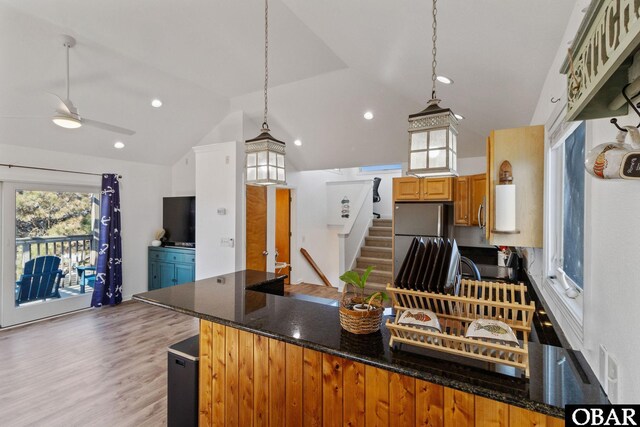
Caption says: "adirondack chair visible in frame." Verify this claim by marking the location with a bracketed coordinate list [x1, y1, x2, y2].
[15, 256, 65, 305]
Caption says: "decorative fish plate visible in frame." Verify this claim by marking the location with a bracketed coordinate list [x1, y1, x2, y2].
[465, 319, 518, 346]
[398, 309, 441, 333]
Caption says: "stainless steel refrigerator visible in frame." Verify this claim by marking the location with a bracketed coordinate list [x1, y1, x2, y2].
[393, 203, 451, 274]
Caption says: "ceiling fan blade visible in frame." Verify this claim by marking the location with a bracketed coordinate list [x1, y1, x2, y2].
[0, 115, 48, 119]
[82, 117, 136, 136]
[47, 92, 73, 115]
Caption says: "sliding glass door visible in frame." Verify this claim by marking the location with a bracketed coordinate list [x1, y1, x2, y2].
[1, 182, 100, 327]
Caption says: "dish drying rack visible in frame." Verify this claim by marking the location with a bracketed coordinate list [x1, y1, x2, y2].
[386, 279, 535, 377]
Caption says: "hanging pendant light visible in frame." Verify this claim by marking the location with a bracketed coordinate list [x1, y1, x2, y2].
[245, 0, 286, 186]
[407, 0, 459, 177]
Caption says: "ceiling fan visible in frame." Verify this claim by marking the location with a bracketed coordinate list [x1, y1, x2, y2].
[4, 35, 135, 136]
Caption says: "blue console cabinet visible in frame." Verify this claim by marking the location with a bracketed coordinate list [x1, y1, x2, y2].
[148, 246, 196, 290]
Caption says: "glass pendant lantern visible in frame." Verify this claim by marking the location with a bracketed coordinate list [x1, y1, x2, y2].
[245, 126, 286, 185]
[407, 0, 459, 177]
[408, 99, 458, 176]
[245, 0, 287, 186]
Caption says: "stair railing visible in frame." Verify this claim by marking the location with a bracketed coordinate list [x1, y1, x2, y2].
[300, 248, 333, 287]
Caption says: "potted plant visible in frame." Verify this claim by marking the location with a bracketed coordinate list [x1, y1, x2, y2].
[338, 266, 389, 334]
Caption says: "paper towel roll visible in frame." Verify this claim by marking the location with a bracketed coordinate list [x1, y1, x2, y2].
[495, 185, 516, 231]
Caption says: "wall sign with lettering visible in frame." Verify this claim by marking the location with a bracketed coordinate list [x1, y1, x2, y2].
[561, 0, 640, 121]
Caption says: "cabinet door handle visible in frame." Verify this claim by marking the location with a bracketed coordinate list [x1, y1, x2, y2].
[477, 203, 483, 229]
[262, 251, 269, 256]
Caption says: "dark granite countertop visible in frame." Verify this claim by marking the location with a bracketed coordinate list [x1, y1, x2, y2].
[132, 269, 607, 418]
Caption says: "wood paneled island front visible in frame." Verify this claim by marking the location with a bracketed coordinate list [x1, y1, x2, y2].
[133, 270, 607, 426]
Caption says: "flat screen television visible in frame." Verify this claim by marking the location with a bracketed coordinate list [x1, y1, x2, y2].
[163, 196, 196, 246]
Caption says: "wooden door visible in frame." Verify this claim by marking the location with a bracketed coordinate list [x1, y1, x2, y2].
[454, 177, 470, 225]
[393, 177, 421, 201]
[422, 177, 453, 201]
[470, 173, 487, 227]
[246, 185, 267, 271]
[275, 189, 291, 284]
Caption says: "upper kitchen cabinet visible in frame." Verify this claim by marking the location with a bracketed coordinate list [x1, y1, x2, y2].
[486, 125, 544, 247]
[393, 177, 421, 200]
[454, 174, 486, 226]
[454, 177, 469, 225]
[393, 177, 453, 202]
[421, 177, 453, 201]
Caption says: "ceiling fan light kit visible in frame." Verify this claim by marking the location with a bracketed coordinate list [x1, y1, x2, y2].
[48, 34, 136, 136]
[52, 115, 81, 129]
[407, 0, 459, 178]
[245, 0, 287, 186]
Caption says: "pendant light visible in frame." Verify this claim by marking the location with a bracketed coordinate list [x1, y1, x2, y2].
[245, 0, 286, 186]
[407, 0, 459, 177]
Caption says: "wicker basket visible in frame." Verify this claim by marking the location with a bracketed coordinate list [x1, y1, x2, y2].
[339, 288, 384, 334]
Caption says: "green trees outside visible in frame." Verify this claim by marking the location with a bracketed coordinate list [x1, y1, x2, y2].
[16, 191, 94, 238]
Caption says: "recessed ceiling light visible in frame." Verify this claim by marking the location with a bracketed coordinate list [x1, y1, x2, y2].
[436, 75, 453, 84]
[151, 99, 163, 108]
[454, 113, 464, 120]
[294, 139, 302, 146]
[364, 111, 374, 120]
[114, 141, 125, 149]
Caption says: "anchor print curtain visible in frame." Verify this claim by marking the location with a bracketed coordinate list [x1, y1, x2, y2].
[91, 173, 123, 307]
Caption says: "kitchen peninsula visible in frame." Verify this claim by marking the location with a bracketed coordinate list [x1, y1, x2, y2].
[133, 270, 607, 426]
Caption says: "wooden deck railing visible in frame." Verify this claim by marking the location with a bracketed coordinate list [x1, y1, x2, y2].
[15, 234, 97, 281]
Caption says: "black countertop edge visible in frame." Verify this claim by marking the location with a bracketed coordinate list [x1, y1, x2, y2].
[133, 293, 565, 418]
[133, 269, 608, 418]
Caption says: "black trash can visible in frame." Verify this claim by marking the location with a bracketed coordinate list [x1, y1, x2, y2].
[168, 335, 199, 427]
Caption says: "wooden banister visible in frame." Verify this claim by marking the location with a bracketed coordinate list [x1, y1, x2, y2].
[299, 248, 333, 287]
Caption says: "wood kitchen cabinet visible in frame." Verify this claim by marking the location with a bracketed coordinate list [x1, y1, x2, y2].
[393, 177, 421, 200]
[393, 177, 454, 202]
[454, 177, 470, 224]
[421, 177, 453, 201]
[454, 173, 486, 226]
[486, 125, 544, 247]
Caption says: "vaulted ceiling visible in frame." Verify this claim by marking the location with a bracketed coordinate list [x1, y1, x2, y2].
[0, 0, 576, 170]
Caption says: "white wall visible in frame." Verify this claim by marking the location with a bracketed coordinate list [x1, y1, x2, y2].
[286, 167, 397, 286]
[530, 0, 639, 403]
[0, 143, 171, 302]
[194, 142, 243, 279]
[457, 156, 486, 176]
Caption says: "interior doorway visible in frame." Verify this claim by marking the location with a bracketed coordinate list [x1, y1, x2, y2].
[275, 188, 291, 284]
[245, 185, 267, 271]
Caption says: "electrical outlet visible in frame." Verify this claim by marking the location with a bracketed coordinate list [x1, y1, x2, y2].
[599, 345, 608, 394]
[607, 354, 619, 403]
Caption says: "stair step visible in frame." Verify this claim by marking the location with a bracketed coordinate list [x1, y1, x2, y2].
[369, 226, 392, 237]
[372, 218, 392, 227]
[360, 246, 392, 259]
[363, 282, 389, 294]
[354, 268, 392, 284]
[364, 236, 392, 248]
[356, 257, 392, 271]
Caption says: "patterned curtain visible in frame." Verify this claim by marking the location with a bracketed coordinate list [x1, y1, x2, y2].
[91, 174, 123, 307]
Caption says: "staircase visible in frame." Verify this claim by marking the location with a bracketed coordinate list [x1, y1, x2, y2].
[354, 218, 392, 293]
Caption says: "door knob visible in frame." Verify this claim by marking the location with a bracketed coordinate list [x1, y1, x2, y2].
[262, 251, 269, 256]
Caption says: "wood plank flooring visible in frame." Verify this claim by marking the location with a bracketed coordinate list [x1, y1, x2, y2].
[285, 283, 340, 300]
[0, 301, 198, 427]
[0, 283, 336, 426]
